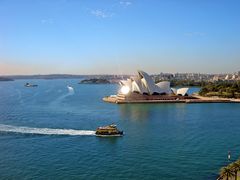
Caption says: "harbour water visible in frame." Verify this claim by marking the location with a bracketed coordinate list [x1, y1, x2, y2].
[0, 80, 240, 179]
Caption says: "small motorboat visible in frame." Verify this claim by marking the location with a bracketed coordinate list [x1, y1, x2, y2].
[95, 124, 123, 137]
[67, 85, 74, 91]
[24, 83, 38, 87]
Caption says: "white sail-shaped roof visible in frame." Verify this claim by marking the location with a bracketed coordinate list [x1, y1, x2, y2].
[176, 88, 189, 96]
[131, 77, 148, 94]
[120, 79, 132, 92]
[171, 88, 177, 95]
[156, 81, 171, 94]
[138, 70, 161, 95]
[119, 70, 190, 96]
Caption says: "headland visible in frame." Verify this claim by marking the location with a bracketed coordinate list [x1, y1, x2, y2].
[103, 70, 240, 104]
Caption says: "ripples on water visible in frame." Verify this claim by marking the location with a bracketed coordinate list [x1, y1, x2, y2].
[0, 80, 240, 179]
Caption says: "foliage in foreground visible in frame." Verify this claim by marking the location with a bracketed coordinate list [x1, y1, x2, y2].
[218, 159, 240, 180]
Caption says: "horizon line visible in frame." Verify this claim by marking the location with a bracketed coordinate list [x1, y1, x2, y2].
[1, 72, 238, 77]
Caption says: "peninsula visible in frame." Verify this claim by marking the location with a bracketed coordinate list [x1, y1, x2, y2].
[79, 78, 111, 84]
[103, 70, 240, 104]
[199, 81, 240, 98]
[0, 77, 14, 81]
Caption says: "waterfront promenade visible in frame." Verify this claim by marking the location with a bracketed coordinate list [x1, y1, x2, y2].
[103, 94, 240, 104]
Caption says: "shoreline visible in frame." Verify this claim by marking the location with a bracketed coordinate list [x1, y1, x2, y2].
[103, 94, 240, 104]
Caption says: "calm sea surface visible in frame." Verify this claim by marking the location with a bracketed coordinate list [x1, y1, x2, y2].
[0, 80, 240, 179]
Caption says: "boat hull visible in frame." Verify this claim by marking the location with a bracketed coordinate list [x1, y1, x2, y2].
[95, 133, 123, 137]
[95, 131, 123, 137]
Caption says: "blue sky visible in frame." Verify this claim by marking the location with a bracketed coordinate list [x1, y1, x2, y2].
[0, 0, 240, 75]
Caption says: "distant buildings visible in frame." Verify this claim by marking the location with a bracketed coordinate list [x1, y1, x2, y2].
[153, 72, 213, 82]
[212, 75, 219, 82]
[152, 71, 240, 82]
[211, 72, 240, 82]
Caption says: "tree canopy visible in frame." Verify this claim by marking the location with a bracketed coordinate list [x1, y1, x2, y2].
[199, 81, 240, 98]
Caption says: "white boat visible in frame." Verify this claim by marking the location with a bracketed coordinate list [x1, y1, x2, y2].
[67, 85, 74, 91]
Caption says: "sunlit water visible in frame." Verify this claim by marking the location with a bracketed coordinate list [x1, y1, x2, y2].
[0, 80, 240, 179]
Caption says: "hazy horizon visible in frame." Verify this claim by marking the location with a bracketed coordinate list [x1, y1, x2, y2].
[1, 0, 240, 75]
[1, 71, 238, 77]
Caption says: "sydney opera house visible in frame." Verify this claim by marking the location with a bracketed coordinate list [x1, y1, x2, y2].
[103, 70, 197, 104]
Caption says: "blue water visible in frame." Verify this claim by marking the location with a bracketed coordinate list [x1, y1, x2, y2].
[0, 80, 240, 179]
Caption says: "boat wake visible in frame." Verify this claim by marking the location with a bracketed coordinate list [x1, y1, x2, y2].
[0, 124, 96, 136]
[49, 89, 74, 110]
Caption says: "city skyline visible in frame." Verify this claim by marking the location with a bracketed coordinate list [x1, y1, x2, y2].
[1, 0, 240, 75]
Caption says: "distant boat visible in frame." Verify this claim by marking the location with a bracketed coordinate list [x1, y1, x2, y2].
[95, 124, 123, 137]
[24, 83, 38, 87]
[67, 85, 74, 91]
